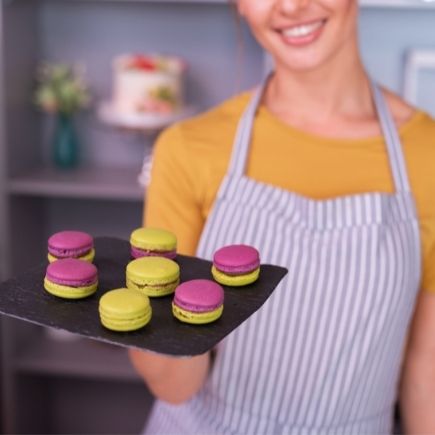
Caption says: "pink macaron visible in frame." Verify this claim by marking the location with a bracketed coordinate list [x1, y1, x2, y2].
[212, 244, 260, 286]
[44, 258, 98, 299]
[47, 230, 95, 263]
[172, 279, 224, 324]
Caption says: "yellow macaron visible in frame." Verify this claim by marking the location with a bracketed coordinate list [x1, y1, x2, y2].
[130, 227, 177, 260]
[99, 288, 152, 332]
[126, 256, 180, 297]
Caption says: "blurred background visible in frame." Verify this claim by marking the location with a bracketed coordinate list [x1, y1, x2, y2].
[0, 0, 434, 433]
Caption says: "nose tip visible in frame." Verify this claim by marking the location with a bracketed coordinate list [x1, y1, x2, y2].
[277, 0, 310, 14]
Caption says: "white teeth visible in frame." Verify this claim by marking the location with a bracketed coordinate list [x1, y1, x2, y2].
[283, 20, 324, 38]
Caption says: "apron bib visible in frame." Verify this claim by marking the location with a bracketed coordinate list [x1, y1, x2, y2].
[146, 78, 421, 434]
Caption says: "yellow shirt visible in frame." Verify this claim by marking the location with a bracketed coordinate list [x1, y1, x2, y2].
[145, 92, 435, 293]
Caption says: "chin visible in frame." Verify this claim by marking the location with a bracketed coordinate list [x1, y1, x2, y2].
[262, 33, 336, 74]
[274, 53, 330, 74]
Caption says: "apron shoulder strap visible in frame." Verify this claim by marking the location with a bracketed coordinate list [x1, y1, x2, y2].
[227, 78, 269, 177]
[371, 82, 411, 193]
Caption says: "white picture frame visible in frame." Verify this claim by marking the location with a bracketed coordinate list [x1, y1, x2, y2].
[403, 49, 435, 114]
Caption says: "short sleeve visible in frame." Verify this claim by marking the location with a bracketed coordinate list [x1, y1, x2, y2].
[421, 216, 435, 293]
[144, 125, 204, 256]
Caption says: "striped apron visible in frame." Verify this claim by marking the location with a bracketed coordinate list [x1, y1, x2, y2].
[145, 79, 422, 434]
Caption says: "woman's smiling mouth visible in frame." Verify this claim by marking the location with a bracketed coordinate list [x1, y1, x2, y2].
[278, 19, 327, 47]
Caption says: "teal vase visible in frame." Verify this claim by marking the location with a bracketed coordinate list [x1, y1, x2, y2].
[53, 113, 79, 169]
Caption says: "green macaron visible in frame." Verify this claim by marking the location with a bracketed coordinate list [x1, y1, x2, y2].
[99, 288, 152, 332]
[126, 256, 180, 297]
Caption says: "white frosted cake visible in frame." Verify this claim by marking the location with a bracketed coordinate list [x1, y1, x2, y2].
[112, 54, 185, 116]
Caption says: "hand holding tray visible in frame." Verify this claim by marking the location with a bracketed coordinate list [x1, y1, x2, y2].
[0, 237, 288, 356]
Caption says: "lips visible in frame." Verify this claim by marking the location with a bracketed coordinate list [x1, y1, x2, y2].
[276, 19, 327, 47]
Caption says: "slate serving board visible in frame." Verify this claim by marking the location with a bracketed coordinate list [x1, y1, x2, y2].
[0, 237, 288, 356]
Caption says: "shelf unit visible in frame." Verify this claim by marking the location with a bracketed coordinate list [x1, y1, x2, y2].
[1, 0, 435, 434]
[0, 0, 264, 433]
[8, 167, 145, 201]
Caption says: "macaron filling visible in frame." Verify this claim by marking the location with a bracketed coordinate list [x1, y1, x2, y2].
[48, 249, 95, 264]
[130, 246, 177, 259]
[45, 275, 97, 287]
[48, 245, 93, 258]
[213, 258, 260, 275]
[173, 295, 223, 313]
[128, 278, 180, 290]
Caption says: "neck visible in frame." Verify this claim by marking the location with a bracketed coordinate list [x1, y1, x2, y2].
[264, 41, 373, 123]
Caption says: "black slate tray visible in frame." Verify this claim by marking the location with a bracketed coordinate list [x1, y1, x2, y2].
[0, 237, 288, 356]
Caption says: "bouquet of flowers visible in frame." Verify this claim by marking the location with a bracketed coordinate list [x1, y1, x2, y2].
[34, 63, 90, 115]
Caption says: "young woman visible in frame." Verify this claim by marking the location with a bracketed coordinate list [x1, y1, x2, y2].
[129, 0, 435, 433]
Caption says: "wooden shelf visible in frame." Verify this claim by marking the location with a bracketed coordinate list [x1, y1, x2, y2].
[13, 333, 142, 382]
[7, 166, 145, 201]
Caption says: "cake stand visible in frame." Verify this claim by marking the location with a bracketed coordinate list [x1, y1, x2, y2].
[97, 102, 197, 187]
